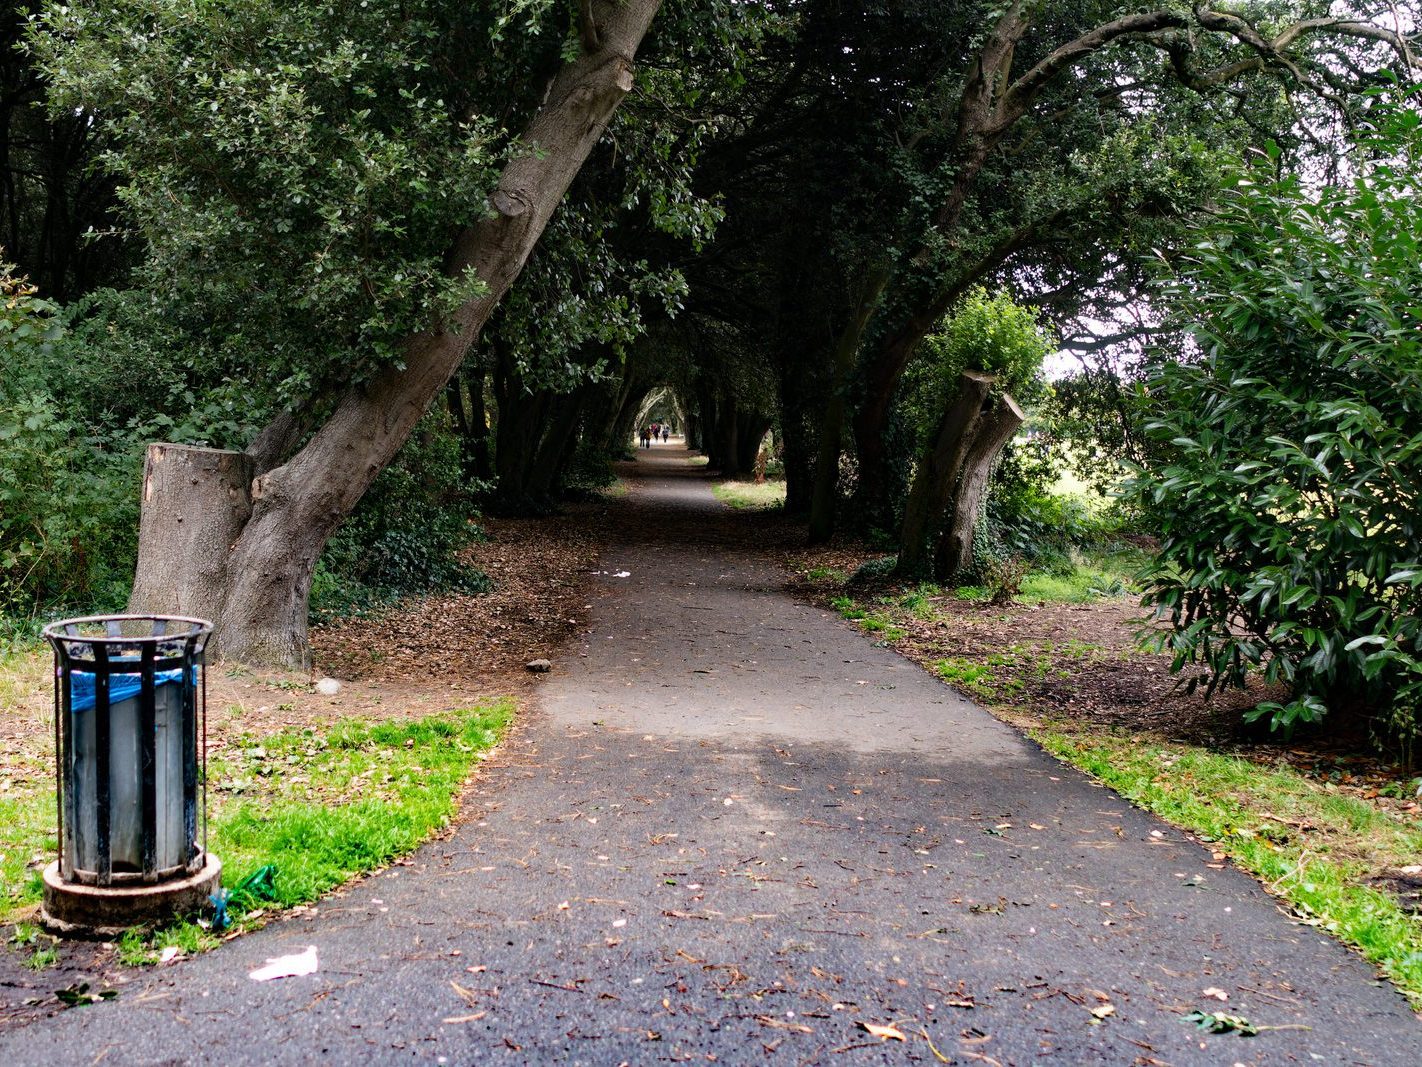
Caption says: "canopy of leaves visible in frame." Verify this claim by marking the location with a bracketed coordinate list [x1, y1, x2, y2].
[28, 0, 551, 411]
[904, 288, 1054, 428]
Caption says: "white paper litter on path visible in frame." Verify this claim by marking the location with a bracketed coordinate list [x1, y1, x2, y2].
[249, 945, 319, 981]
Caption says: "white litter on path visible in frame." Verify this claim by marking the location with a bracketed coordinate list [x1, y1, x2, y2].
[315, 678, 342, 696]
[249, 945, 319, 981]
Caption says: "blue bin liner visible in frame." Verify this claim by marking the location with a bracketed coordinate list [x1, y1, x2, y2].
[67, 667, 194, 713]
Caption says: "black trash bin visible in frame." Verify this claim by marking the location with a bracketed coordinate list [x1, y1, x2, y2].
[43, 615, 212, 887]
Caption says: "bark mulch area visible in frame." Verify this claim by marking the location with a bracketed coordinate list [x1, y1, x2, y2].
[311, 504, 610, 688]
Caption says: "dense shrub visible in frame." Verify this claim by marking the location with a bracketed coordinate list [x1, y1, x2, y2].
[1128, 104, 1422, 750]
[312, 413, 488, 620]
[561, 438, 620, 498]
[0, 265, 139, 617]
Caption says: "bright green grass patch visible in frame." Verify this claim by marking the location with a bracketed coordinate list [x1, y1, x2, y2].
[1, 704, 511, 956]
[207, 708, 510, 908]
[1034, 726, 1422, 1007]
[0, 644, 59, 919]
[857, 616, 907, 642]
[711, 479, 786, 510]
[934, 657, 1000, 700]
[892, 584, 942, 619]
[949, 545, 1146, 606]
[0, 794, 54, 919]
[955, 567, 1131, 605]
[1019, 569, 1131, 603]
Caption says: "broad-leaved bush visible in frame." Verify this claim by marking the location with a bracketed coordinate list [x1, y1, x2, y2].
[1130, 101, 1422, 749]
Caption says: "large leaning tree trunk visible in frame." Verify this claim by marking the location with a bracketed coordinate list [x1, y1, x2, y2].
[894, 370, 993, 578]
[934, 392, 1025, 582]
[128, 0, 663, 666]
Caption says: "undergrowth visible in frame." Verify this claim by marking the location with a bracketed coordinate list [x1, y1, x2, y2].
[712, 479, 786, 511]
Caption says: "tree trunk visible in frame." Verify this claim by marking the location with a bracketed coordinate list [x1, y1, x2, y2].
[609, 384, 647, 455]
[127, 445, 254, 659]
[527, 391, 585, 501]
[735, 413, 771, 476]
[807, 267, 890, 543]
[934, 393, 1024, 582]
[895, 371, 993, 578]
[774, 350, 815, 516]
[127, 0, 663, 666]
[781, 425, 812, 515]
[447, 366, 492, 485]
[695, 381, 720, 465]
[494, 381, 553, 512]
[715, 392, 740, 476]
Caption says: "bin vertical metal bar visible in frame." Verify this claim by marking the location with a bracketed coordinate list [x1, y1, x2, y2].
[200, 653, 208, 864]
[182, 657, 198, 868]
[93, 641, 112, 885]
[52, 644, 65, 879]
[139, 640, 158, 879]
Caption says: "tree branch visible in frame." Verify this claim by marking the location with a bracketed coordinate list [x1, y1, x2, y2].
[1002, 11, 1190, 122]
[580, 0, 601, 52]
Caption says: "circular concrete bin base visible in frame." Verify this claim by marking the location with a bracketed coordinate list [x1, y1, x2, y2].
[41, 854, 222, 938]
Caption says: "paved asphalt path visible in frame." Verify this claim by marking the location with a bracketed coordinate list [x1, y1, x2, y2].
[3, 447, 1420, 1065]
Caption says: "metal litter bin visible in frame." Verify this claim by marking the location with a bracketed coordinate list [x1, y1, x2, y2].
[43, 615, 211, 886]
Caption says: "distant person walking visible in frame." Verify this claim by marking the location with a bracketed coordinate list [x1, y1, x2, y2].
[662, 425, 670, 443]
[640, 426, 651, 449]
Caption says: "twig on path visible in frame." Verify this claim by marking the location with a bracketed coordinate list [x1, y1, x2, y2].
[528, 978, 583, 992]
[919, 1026, 950, 1063]
[1236, 984, 1302, 1006]
[442, 1012, 487, 1024]
[752, 1014, 814, 1034]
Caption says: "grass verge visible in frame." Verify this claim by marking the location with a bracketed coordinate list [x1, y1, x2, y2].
[1, 702, 511, 960]
[712, 479, 785, 510]
[1033, 724, 1422, 1008]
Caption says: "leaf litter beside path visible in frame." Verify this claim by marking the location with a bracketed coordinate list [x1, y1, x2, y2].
[312, 508, 608, 684]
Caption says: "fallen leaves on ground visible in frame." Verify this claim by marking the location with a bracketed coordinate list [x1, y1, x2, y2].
[857, 1021, 907, 1041]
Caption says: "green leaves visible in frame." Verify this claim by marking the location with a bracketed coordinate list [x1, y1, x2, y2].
[1181, 1010, 1258, 1036]
[30, 0, 520, 402]
[1126, 101, 1422, 747]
